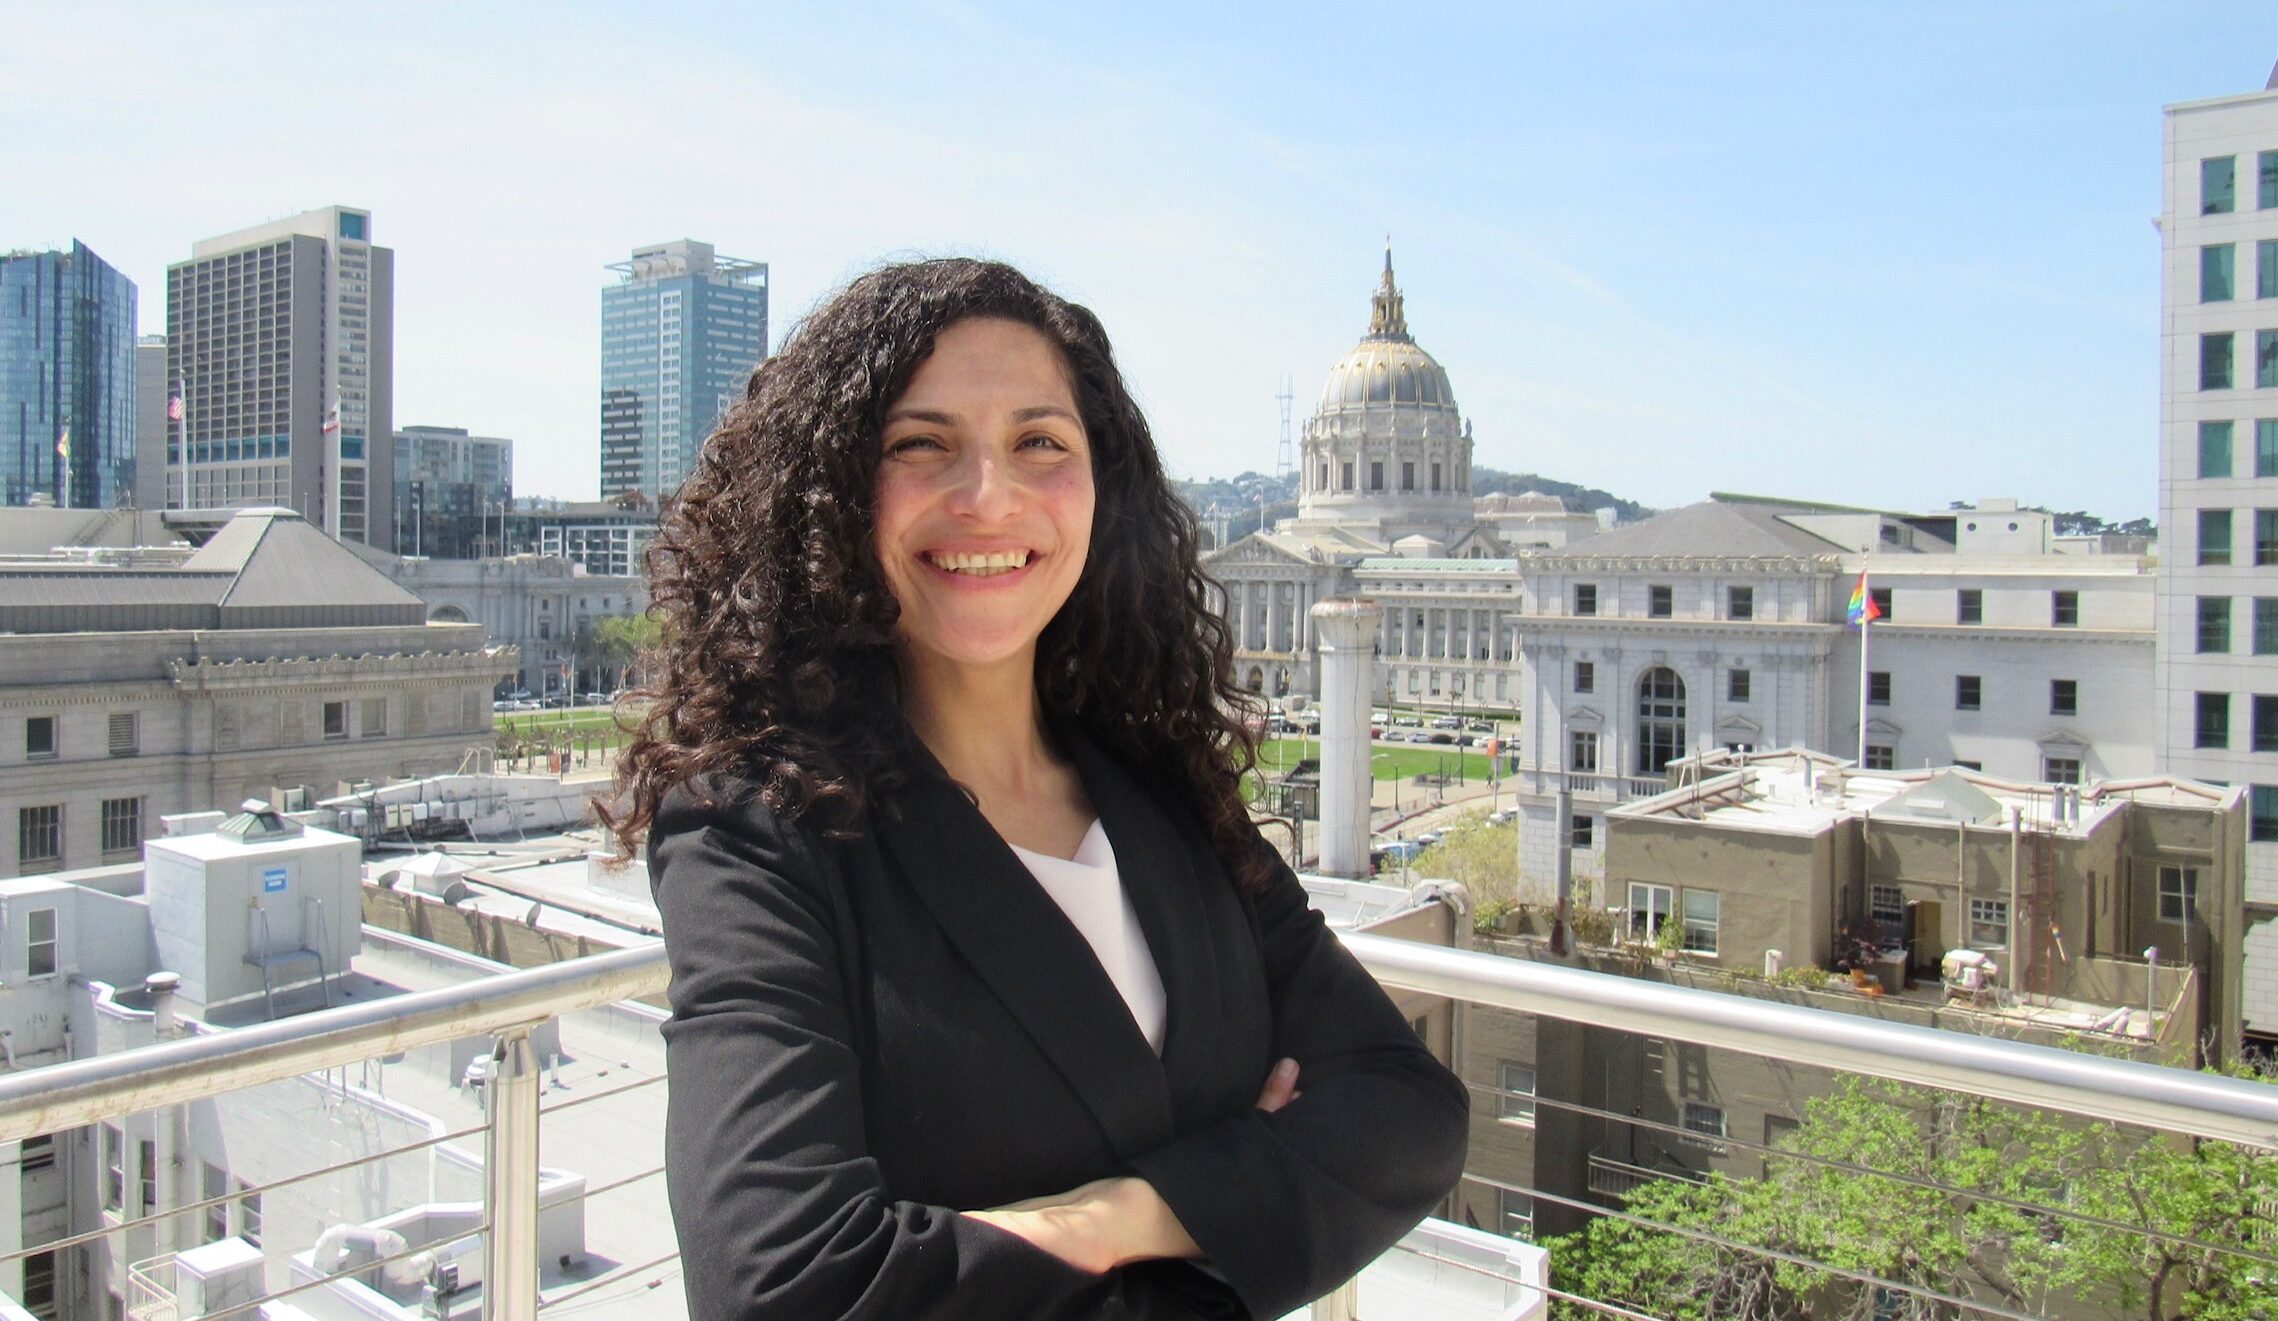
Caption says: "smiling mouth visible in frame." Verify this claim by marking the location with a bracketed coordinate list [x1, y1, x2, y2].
[924, 550, 1033, 577]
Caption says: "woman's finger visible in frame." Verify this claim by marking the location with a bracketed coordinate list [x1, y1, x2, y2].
[1254, 1057, 1301, 1112]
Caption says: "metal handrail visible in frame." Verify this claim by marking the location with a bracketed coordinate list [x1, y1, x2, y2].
[1342, 931, 2278, 1149]
[0, 941, 665, 1144]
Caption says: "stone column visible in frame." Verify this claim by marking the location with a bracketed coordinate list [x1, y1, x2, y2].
[1268, 579, 1284, 653]
[1314, 597, 1383, 879]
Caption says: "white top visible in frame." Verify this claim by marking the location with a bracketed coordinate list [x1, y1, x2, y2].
[1006, 820, 1168, 1055]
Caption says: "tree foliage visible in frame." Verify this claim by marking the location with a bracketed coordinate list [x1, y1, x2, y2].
[1409, 819, 1520, 909]
[1546, 1074, 2278, 1321]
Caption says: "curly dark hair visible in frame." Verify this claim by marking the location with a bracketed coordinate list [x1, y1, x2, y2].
[603, 257, 1271, 891]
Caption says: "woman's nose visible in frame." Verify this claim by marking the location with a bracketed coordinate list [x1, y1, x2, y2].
[947, 453, 1021, 520]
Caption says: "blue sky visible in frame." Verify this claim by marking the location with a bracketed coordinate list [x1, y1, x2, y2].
[6, 2, 2274, 518]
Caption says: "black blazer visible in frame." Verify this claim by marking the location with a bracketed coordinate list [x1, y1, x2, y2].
[649, 727, 1469, 1320]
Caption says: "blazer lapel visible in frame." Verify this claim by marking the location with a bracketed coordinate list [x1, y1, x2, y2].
[1059, 731, 1228, 1107]
[875, 742, 1175, 1160]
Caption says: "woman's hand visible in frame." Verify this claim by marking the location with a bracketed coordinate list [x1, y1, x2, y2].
[962, 1059, 1303, 1273]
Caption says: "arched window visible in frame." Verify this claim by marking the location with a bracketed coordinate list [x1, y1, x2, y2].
[1637, 667, 1688, 773]
[1246, 666, 1265, 693]
[429, 604, 469, 623]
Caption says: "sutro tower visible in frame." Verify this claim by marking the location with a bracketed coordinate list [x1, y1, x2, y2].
[1273, 374, 1294, 488]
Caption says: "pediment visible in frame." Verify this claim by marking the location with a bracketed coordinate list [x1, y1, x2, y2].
[1714, 714, 1764, 739]
[2036, 729, 2089, 752]
[1202, 533, 1316, 569]
[1566, 704, 1605, 729]
[1863, 716, 1904, 738]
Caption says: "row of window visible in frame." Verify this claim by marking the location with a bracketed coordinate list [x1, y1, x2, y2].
[20, 712, 140, 761]
[1866, 671, 2080, 715]
[1569, 583, 2077, 627]
[2193, 595, 2278, 652]
[1315, 457, 1451, 495]
[2199, 151, 2278, 215]
[2193, 419, 2278, 478]
[18, 798, 144, 869]
[2191, 508, 2278, 564]
[98, 1123, 262, 1244]
[2195, 331, 2278, 391]
[2190, 691, 2278, 752]
[2197, 239, 2278, 302]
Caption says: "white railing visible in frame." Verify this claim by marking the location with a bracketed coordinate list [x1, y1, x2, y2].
[1, 935, 2274, 1319]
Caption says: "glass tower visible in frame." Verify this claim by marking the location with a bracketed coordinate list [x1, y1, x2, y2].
[0, 241, 138, 508]
[600, 241, 767, 501]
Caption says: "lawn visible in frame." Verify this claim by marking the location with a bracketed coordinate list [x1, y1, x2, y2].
[1254, 737, 1501, 784]
[496, 706, 639, 737]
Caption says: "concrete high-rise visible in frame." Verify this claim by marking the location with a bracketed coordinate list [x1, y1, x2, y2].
[393, 424, 513, 558]
[0, 241, 137, 509]
[599, 240, 766, 501]
[2158, 63, 2278, 1044]
[133, 334, 168, 511]
[165, 206, 394, 546]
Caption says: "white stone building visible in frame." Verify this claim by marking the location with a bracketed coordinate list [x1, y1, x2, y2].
[1513, 496, 2156, 889]
[354, 548, 648, 700]
[2158, 65, 2278, 1042]
[0, 506, 515, 879]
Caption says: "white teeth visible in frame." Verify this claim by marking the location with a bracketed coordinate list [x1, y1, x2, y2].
[930, 550, 1031, 576]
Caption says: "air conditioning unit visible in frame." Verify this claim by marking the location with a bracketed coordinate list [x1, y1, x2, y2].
[276, 786, 311, 812]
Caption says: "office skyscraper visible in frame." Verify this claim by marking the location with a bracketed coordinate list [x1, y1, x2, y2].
[166, 206, 393, 545]
[2158, 64, 2278, 1042]
[0, 241, 137, 508]
[394, 424, 513, 558]
[134, 334, 168, 511]
[599, 240, 767, 501]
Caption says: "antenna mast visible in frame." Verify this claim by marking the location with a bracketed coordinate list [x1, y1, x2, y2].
[1274, 374, 1294, 489]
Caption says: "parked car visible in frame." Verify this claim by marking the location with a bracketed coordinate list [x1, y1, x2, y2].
[579, 691, 613, 705]
[1394, 716, 1423, 728]
[541, 694, 570, 708]
[492, 700, 520, 713]
[1486, 809, 1518, 826]
[1431, 715, 1463, 729]
[1467, 721, 1494, 733]
[1374, 839, 1426, 865]
[1426, 731, 1458, 745]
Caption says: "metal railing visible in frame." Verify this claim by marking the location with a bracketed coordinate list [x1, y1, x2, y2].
[2, 934, 2275, 1319]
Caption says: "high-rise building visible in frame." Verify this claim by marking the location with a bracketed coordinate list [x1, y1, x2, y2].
[133, 333, 168, 511]
[165, 206, 393, 546]
[0, 241, 137, 509]
[599, 240, 766, 501]
[2158, 63, 2278, 1046]
[392, 424, 513, 558]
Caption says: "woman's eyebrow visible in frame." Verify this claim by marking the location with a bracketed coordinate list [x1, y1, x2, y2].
[882, 407, 958, 426]
[1010, 405, 1080, 424]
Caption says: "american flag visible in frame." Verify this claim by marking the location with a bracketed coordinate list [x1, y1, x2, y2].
[166, 395, 183, 422]
[322, 400, 341, 435]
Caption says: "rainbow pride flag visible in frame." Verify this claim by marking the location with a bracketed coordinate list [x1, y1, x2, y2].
[1846, 570, 1881, 627]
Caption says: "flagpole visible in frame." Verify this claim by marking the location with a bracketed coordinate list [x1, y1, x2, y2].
[1856, 613, 1871, 768]
[176, 376, 189, 510]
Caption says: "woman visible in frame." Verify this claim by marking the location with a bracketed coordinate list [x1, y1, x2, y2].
[609, 258, 1468, 1320]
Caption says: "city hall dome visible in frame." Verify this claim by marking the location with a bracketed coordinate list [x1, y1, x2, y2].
[1317, 254, 1459, 414]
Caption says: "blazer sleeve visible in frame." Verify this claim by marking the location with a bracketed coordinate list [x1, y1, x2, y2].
[651, 790, 1235, 1321]
[1121, 841, 1472, 1319]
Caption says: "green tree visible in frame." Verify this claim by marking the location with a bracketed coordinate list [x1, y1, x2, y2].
[1546, 1074, 2278, 1320]
[595, 613, 662, 691]
[1409, 820, 1520, 911]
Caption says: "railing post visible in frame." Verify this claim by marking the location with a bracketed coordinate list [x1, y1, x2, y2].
[484, 1027, 542, 1321]
[1310, 1277, 1359, 1320]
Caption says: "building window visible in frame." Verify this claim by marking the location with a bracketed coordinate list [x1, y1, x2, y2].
[1569, 730, 1599, 773]
[1956, 589, 1982, 625]
[1572, 583, 1597, 616]
[322, 700, 348, 740]
[1636, 667, 1688, 774]
[2261, 419, 2278, 476]
[236, 1180, 262, 1246]
[2201, 420, 2235, 477]
[1970, 898, 2010, 948]
[1369, 460, 1384, 492]
[2043, 756, 2082, 785]
[2204, 243, 2237, 301]
[139, 1139, 156, 1214]
[1571, 814, 1595, 850]
[2204, 332, 2236, 390]
[107, 711, 137, 757]
[360, 698, 386, 737]
[2255, 785, 2278, 842]
[24, 716, 53, 761]
[1728, 668, 1751, 702]
[1867, 671, 1890, 705]
[2201, 509, 2235, 565]
[1727, 586, 1754, 620]
[1400, 460, 1414, 491]
[2200, 596, 2234, 653]
[1430, 462, 1441, 492]
[2263, 331, 2278, 389]
[2259, 695, 2278, 753]
[2262, 240, 2278, 299]
[21, 1248, 53, 1319]
[2158, 866, 2199, 925]
[2259, 598, 2278, 654]
[1498, 1189, 1534, 1240]
[25, 907, 56, 978]
[2205, 155, 2238, 214]
[1648, 585, 1673, 618]
[1955, 759, 1983, 771]
[18, 806, 59, 869]
[100, 798, 141, 857]
[2050, 679, 2078, 716]
[202, 1161, 228, 1243]
[101, 1124, 123, 1213]
[2050, 590, 2079, 627]
[1498, 1062, 1537, 1124]
[1863, 744, 1895, 771]
[1682, 1102, 1728, 1149]
[1574, 661, 1595, 694]
[2265, 150, 2278, 208]
[1870, 587, 1892, 621]
[1681, 889, 1719, 956]
[1955, 675, 1981, 711]
[1628, 882, 1674, 942]
[1340, 461, 1353, 491]
[1870, 884, 1904, 925]
[2197, 691, 2231, 749]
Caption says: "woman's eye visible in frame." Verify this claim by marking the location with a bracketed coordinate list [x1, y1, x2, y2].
[887, 435, 945, 456]
[1019, 433, 1068, 452]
